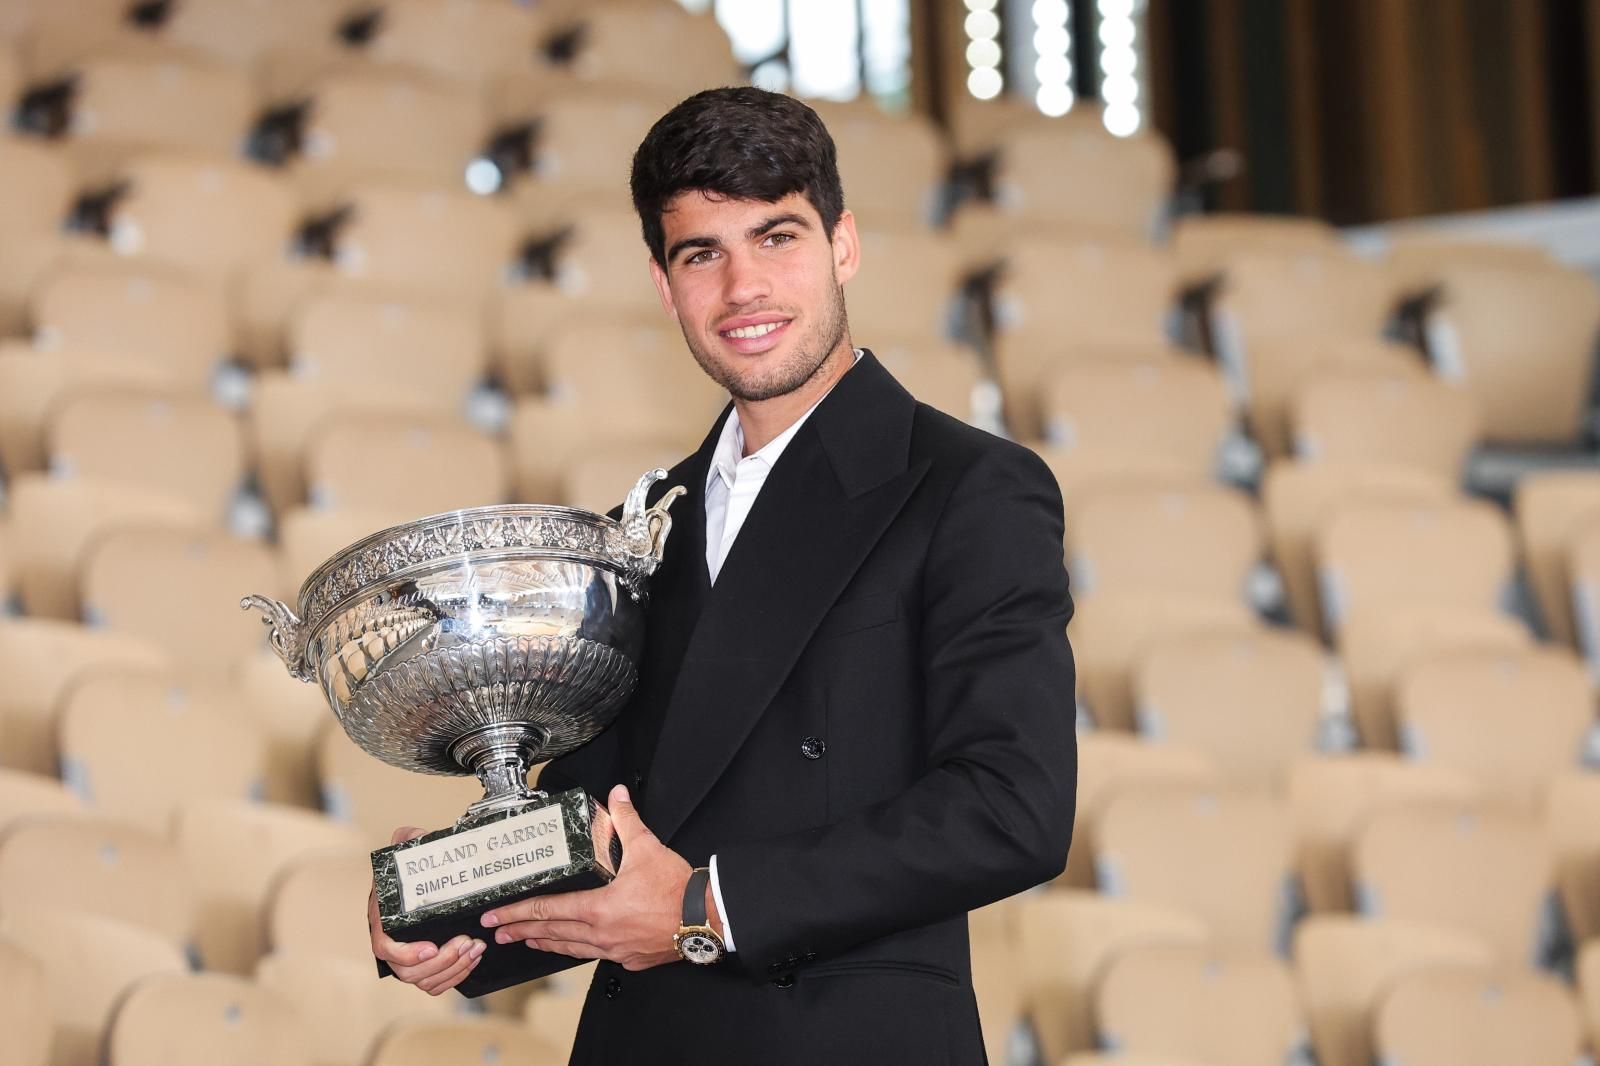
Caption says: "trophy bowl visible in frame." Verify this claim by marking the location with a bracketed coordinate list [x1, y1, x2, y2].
[242, 469, 684, 996]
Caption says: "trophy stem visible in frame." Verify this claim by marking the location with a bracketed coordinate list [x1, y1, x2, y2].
[449, 723, 550, 826]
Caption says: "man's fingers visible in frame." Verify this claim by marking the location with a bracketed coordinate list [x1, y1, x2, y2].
[494, 919, 595, 945]
[380, 934, 440, 969]
[481, 888, 598, 929]
[606, 784, 656, 848]
[390, 825, 426, 845]
[391, 934, 471, 980]
[418, 940, 485, 995]
[528, 938, 605, 960]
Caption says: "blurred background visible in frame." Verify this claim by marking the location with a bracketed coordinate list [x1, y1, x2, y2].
[2, 1, 1600, 1065]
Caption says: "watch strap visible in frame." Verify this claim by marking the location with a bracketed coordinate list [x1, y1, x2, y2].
[682, 867, 710, 927]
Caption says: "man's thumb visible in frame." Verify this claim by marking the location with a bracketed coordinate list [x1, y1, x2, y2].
[607, 784, 652, 844]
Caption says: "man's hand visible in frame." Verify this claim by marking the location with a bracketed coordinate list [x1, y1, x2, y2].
[480, 784, 694, 971]
[369, 826, 487, 995]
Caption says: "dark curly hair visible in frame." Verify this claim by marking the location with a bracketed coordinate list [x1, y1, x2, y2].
[630, 87, 845, 268]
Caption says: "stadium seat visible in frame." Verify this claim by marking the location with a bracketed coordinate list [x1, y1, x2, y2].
[1071, 594, 1260, 731]
[1384, 232, 1555, 299]
[316, 720, 484, 851]
[47, 390, 245, 522]
[1314, 497, 1514, 636]
[562, 441, 696, 514]
[1261, 459, 1454, 638]
[1373, 967, 1584, 1066]
[0, 907, 187, 1066]
[1545, 772, 1600, 943]
[516, 92, 670, 213]
[1133, 628, 1325, 791]
[0, 617, 168, 775]
[1069, 483, 1262, 605]
[525, 988, 590, 1062]
[0, 767, 86, 833]
[1290, 369, 1479, 481]
[1353, 804, 1551, 967]
[1287, 753, 1483, 912]
[0, 815, 195, 949]
[80, 528, 280, 681]
[990, 119, 1175, 242]
[1514, 470, 1600, 646]
[58, 670, 268, 834]
[288, 291, 489, 406]
[0, 936, 51, 1066]
[278, 505, 410, 597]
[0, 137, 74, 239]
[1095, 944, 1307, 1066]
[175, 799, 365, 974]
[106, 972, 314, 1066]
[305, 414, 509, 516]
[1244, 337, 1430, 459]
[872, 338, 987, 424]
[1095, 784, 1296, 955]
[1171, 212, 1343, 288]
[233, 647, 336, 808]
[367, 1018, 567, 1066]
[1291, 914, 1496, 1066]
[1579, 940, 1600, 1052]
[1423, 261, 1600, 444]
[330, 184, 521, 298]
[1336, 604, 1532, 750]
[548, 2, 740, 97]
[257, 952, 460, 1066]
[0, 515, 14, 610]
[266, 848, 378, 966]
[30, 263, 233, 391]
[156, 0, 355, 71]
[1038, 353, 1234, 475]
[812, 101, 947, 229]
[509, 398, 697, 508]
[1017, 890, 1210, 1062]
[971, 929, 1026, 1064]
[1064, 733, 1222, 888]
[1395, 647, 1593, 813]
[1034, 444, 1209, 533]
[843, 226, 962, 342]
[1060, 1056, 1209, 1066]
[363, 0, 542, 87]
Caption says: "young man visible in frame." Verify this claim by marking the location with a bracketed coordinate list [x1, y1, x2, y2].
[372, 87, 1076, 1063]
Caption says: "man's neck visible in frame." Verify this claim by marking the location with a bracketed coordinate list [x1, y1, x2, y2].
[733, 342, 857, 457]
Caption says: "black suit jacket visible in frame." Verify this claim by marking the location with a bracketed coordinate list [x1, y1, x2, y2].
[542, 350, 1076, 1065]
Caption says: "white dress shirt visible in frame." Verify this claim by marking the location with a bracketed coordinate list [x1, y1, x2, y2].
[702, 351, 859, 953]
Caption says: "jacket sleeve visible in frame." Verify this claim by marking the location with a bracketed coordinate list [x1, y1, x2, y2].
[712, 442, 1077, 979]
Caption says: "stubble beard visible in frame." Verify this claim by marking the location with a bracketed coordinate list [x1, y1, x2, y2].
[682, 279, 850, 403]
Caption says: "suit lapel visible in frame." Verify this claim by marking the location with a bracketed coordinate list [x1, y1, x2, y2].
[646, 351, 927, 843]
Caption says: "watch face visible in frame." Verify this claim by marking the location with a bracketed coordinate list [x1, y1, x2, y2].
[677, 931, 722, 965]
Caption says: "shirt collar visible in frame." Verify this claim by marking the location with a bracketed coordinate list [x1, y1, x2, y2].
[706, 349, 862, 493]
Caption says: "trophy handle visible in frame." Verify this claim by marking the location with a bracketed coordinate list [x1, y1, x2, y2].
[609, 468, 687, 602]
[240, 594, 314, 682]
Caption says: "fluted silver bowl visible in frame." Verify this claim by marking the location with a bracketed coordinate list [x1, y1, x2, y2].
[244, 470, 684, 822]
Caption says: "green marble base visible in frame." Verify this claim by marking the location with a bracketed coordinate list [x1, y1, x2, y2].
[372, 787, 621, 997]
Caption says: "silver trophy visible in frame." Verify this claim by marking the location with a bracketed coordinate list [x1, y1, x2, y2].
[243, 469, 685, 996]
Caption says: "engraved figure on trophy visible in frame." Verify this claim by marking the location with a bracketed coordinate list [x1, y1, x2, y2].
[242, 469, 685, 996]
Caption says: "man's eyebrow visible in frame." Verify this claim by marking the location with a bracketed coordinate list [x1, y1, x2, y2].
[666, 234, 720, 263]
[748, 213, 812, 239]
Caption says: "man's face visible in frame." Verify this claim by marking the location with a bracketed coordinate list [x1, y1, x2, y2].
[647, 190, 859, 403]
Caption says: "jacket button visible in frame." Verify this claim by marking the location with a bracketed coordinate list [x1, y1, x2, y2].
[771, 973, 795, 989]
[604, 976, 622, 999]
[800, 737, 826, 760]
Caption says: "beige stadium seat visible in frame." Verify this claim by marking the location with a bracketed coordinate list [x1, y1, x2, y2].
[1580, 940, 1600, 1052]
[58, 670, 268, 834]
[266, 849, 377, 966]
[0, 618, 168, 775]
[1061, 1057, 1209, 1066]
[1069, 484, 1262, 606]
[553, 1, 740, 96]
[1245, 337, 1429, 459]
[1374, 967, 1583, 1066]
[1292, 915, 1496, 1066]
[1396, 647, 1593, 814]
[47, 391, 245, 521]
[368, 1018, 566, 1066]
[972, 931, 1026, 1065]
[1171, 213, 1343, 288]
[0, 816, 194, 949]
[517, 93, 667, 209]
[872, 338, 987, 423]
[1515, 470, 1600, 646]
[0, 516, 13, 608]
[0, 766, 87, 833]
[1034, 445, 1209, 535]
[1039, 354, 1234, 475]
[80, 528, 281, 682]
[106, 972, 314, 1066]
[1546, 772, 1600, 943]
[845, 226, 962, 341]
[175, 800, 365, 974]
[316, 721, 483, 851]
[1314, 497, 1514, 637]
[363, 0, 541, 86]
[0, 137, 74, 239]
[331, 184, 520, 299]
[1096, 785, 1295, 955]
[305, 414, 508, 517]
[0, 229, 124, 337]
[812, 102, 946, 228]
[257, 953, 459, 1066]
[1290, 370, 1479, 481]
[234, 648, 334, 808]
[1261, 460, 1454, 638]
[233, 255, 342, 369]
[992, 121, 1175, 242]
[563, 441, 699, 516]
[288, 291, 488, 405]
[1567, 519, 1600, 673]
[1337, 605, 1532, 751]
[286, 72, 489, 206]
[1385, 232, 1555, 299]
[1071, 594, 1261, 731]
[508, 398, 701, 506]
[158, 0, 354, 70]
[1287, 753, 1483, 912]
[0, 907, 187, 1066]
[1095, 945, 1306, 1066]
[1425, 261, 1600, 444]
[525, 988, 589, 1062]
[1064, 733, 1221, 888]
[0, 936, 51, 1066]
[1133, 628, 1325, 792]
[1353, 804, 1551, 967]
[278, 506, 409, 598]
[1017, 890, 1210, 1062]
[31, 263, 232, 390]
[541, 319, 727, 445]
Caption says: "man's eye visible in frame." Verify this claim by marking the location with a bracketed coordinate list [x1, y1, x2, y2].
[685, 250, 716, 265]
[764, 232, 795, 247]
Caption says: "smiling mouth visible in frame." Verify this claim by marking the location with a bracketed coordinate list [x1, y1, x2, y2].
[720, 320, 791, 339]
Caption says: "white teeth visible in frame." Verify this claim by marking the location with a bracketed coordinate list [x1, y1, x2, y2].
[724, 321, 783, 339]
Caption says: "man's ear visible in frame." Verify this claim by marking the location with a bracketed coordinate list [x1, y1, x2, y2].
[831, 208, 861, 286]
[648, 255, 679, 321]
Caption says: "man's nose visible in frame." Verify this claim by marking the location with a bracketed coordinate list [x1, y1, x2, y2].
[721, 250, 770, 307]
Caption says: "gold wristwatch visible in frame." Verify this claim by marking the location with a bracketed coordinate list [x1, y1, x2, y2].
[673, 866, 725, 965]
